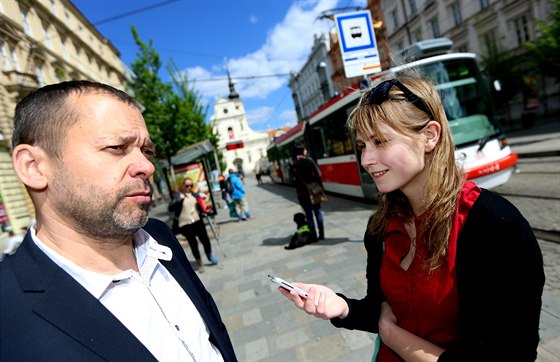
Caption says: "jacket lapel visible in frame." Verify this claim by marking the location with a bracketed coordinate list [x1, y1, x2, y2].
[12, 237, 157, 362]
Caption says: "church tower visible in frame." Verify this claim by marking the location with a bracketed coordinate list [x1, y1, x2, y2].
[210, 69, 270, 176]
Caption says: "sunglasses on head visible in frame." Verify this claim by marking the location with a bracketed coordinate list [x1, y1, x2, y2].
[364, 79, 435, 121]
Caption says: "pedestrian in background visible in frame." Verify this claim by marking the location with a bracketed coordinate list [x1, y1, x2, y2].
[218, 174, 230, 208]
[169, 177, 219, 272]
[277, 76, 544, 361]
[254, 163, 264, 185]
[292, 144, 325, 240]
[1, 80, 236, 361]
[228, 169, 253, 221]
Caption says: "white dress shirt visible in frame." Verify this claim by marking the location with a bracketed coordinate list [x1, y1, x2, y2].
[31, 226, 224, 362]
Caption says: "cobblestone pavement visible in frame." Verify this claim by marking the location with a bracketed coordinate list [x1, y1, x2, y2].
[150, 177, 560, 361]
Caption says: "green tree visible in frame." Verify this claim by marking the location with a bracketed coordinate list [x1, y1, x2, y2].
[166, 60, 222, 171]
[524, 0, 560, 81]
[481, 44, 526, 123]
[129, 25, 188, 164]
[128, 26, 221, 190]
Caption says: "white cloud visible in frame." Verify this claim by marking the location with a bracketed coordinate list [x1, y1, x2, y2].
[246, 106, 274, 126]
[278, 109, 297, 124]
[185, 0, 335, 102]
[249, 15, 258, 24]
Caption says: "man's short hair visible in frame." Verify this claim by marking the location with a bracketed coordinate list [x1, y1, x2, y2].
[12, 80, 140, 159]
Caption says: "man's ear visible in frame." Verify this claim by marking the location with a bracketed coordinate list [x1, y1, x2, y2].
[12, 144, 49, 190]
[423, 121, 441, 153]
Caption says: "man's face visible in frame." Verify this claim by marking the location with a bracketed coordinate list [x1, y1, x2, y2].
[47, 93, 156, 240]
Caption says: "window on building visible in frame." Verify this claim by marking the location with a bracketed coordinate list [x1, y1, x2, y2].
[0, 42, 9, 71]
[408, 0, 417, 14]
[62, 39, 68, 60]
[479, 0, 490, 9]
[10, 47, 20, 72]
[0, 2, 4, 14]
[514, 15, 530, 46]
[429, 17, 440, 38]
[49, 0, 56, 14]
[44, 27, 52, 50]
[482, 30, 497, 57]
[451, 2, 463, 26]
[391, 9, 399, 29]
[413, 28, 422, 42]
[35, 63, 45, 86]
[21, 10, 32, 36]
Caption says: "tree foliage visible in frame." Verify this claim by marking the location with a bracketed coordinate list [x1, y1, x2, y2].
[524, 0, 560, 81]
[128, 25, 224, 191]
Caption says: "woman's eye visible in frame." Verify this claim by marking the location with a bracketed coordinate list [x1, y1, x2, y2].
[356, 143, 365, 151]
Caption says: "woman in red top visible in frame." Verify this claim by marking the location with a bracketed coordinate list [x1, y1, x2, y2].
[276, 76, 544, 361]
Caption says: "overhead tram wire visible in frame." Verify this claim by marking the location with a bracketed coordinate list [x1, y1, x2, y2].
[189, 73, 291, 82]
[91, 0, 183, 26]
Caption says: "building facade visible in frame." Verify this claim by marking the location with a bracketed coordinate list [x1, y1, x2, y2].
[210, 76, 270, 177]
[289, 33, 336, 122]
[0, 0, 129, 234]
[381, 0, 558, 121]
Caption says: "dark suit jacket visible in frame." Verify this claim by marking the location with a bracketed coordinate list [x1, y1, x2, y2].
[0, 218, 237, 361]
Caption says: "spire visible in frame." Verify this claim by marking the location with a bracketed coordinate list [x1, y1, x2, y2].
[225, 59, 239, 100]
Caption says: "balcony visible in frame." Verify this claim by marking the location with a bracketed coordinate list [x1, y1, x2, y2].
[2, 70, 39, 93]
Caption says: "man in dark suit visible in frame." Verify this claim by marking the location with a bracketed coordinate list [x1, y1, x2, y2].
[1, 81, 237, 361]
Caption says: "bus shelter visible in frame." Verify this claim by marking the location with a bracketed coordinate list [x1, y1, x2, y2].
[164, 140, 220, 216]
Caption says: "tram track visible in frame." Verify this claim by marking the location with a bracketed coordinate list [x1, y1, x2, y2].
[533, 228, 560, 244]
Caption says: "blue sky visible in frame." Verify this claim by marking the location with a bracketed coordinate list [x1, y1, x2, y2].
[72, 0, 364, 132]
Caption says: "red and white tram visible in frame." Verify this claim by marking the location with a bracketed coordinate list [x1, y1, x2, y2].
[268, 40, 518, 200]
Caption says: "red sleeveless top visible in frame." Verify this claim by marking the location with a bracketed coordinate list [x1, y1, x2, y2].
[378, 181, 481, 361]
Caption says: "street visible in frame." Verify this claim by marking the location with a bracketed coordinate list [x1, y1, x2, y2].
[493, 156, 560, 235]
[150, 162, 560, 361]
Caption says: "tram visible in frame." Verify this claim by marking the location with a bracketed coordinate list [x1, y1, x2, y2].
[267, 39, 518, 200]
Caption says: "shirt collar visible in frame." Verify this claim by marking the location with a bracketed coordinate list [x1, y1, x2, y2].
[31, 225, 174, 299]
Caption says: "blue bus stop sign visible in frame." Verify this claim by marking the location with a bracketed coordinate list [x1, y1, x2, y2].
[334, 10, 381, 78]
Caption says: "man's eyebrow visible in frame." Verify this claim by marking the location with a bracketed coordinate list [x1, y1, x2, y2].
[115, 135, 155, 148]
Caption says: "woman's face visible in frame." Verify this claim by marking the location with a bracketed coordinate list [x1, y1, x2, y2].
[356, 122, 428, 198]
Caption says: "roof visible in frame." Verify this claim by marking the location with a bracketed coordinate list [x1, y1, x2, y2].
[171, 139, 215, 165]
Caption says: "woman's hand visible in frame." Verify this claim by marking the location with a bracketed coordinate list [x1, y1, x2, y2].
[277, 283, 349, 320]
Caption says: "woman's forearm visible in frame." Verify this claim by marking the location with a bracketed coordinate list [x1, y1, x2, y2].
[379, 308, 444, 362]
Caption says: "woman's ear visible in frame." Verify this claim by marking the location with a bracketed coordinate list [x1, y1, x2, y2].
[12, 144, 49, 190]
[423, 121, 441, 153]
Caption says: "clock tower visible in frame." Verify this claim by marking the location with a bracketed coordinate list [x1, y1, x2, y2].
[210, 70, 270, 176]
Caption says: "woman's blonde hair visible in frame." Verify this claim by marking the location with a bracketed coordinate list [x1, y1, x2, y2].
[347, 76, 464, 271]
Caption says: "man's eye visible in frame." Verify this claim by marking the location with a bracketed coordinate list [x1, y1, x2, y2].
[143, 149, 155, 158]
[107, 145, 125, 152]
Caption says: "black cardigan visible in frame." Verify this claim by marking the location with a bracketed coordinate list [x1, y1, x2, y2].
[331, 189, 545, 361]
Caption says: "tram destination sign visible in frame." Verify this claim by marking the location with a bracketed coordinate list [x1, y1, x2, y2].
[334, 10, 381, 78]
